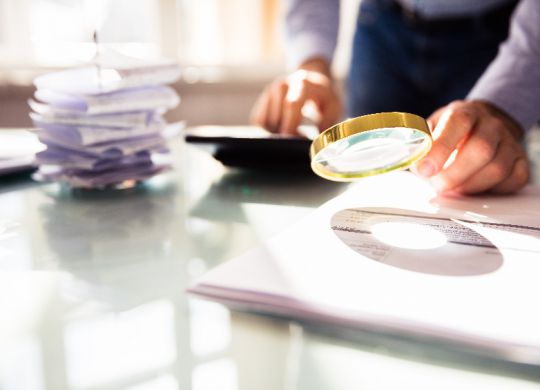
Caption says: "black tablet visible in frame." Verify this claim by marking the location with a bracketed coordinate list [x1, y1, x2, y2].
[184, 126, 313, 171]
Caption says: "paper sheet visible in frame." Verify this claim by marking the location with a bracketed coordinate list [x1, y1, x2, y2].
[32, 117, 165, 146]
[35, 148, 152, 171]
[35, 86, 179, 115]
[38, 132, 165, 157]
[189, 171, 540, 365]
[33, 63, 181, 95]
[29, 100, 154, 128]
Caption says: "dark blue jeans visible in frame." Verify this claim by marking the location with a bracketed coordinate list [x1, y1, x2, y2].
[347, 0, 515, 119]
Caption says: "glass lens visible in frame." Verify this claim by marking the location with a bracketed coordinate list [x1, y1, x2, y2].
[312, 127, 431, 178]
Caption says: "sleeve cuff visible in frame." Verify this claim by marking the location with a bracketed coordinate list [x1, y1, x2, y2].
[467, 56, 540, 132]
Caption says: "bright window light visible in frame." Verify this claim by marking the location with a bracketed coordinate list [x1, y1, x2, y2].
[64, 300, 177, 389]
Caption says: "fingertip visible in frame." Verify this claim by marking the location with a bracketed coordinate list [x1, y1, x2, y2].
[279, 115, 299, 135]
[429, 174, 449, 193]
[249, 105, 264, 127]
[280, 106, 305, 136]
[416, 159, 437, 178]
[281, 122, 301, 136]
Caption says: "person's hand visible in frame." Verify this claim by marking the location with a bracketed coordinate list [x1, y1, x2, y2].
[414, 100, 529, 194]
[250, 58, 342, 135]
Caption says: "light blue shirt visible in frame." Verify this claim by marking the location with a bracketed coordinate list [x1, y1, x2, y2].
[285, 0, 540, 130]
[468, 0, 540, 131]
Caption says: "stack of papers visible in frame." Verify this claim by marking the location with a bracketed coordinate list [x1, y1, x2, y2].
[189, 172, 540, 365]
[30, 63, 182, 188]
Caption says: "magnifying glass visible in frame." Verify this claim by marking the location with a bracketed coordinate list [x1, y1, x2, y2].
[310, 112, 432, 181]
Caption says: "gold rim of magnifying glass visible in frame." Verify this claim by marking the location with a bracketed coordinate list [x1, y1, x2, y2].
[310, 112, 432, 181]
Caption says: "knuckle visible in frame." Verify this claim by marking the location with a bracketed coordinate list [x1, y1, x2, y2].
[484, 117, 505, 136]
[431, 142, 455, 166]
[285, 95, 303, 106]
[301, 79, 316, 92]
[447, 100, 465, 110]
[278, 81, 288, 94]
[274, 77, 287, 87]
[474, 138, 496, 162]
[437, 142, 455, 159]
[479, 117, 497, 132]
[268, 84, 283, 97]
[488, 161, 510, 181]
[283, 98, 303, 109]
[510, 140, 527, 156]
[449, 108, 475, 129]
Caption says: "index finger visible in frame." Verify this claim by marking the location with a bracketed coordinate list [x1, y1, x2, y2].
[279, 72, 311, 135]
[417, 103, 478, 177]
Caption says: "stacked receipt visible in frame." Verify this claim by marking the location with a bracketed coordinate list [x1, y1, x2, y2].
[30, 62, 182, 188]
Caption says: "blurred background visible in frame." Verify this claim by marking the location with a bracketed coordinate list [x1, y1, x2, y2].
[0, 0, 360, 128]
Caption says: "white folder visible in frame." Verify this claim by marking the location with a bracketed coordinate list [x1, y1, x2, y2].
[189, 171, 540, 365]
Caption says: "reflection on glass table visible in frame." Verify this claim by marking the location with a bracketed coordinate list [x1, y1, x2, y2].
[0, 131, 539, 390]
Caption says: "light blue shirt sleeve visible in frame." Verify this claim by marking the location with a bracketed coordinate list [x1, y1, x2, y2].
[284, 0, 340, 69]
[467, 0, 540, 131]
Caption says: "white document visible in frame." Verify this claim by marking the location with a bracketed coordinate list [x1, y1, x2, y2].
[189, 171, 540, 365]
[33, 117, 165, 146]
[29, 100, 154, 128]
[35, 147, 152, 171]
[35, 86, 179, 115]
[33, 63, 181, 95]
[38, 132, 165, 158]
